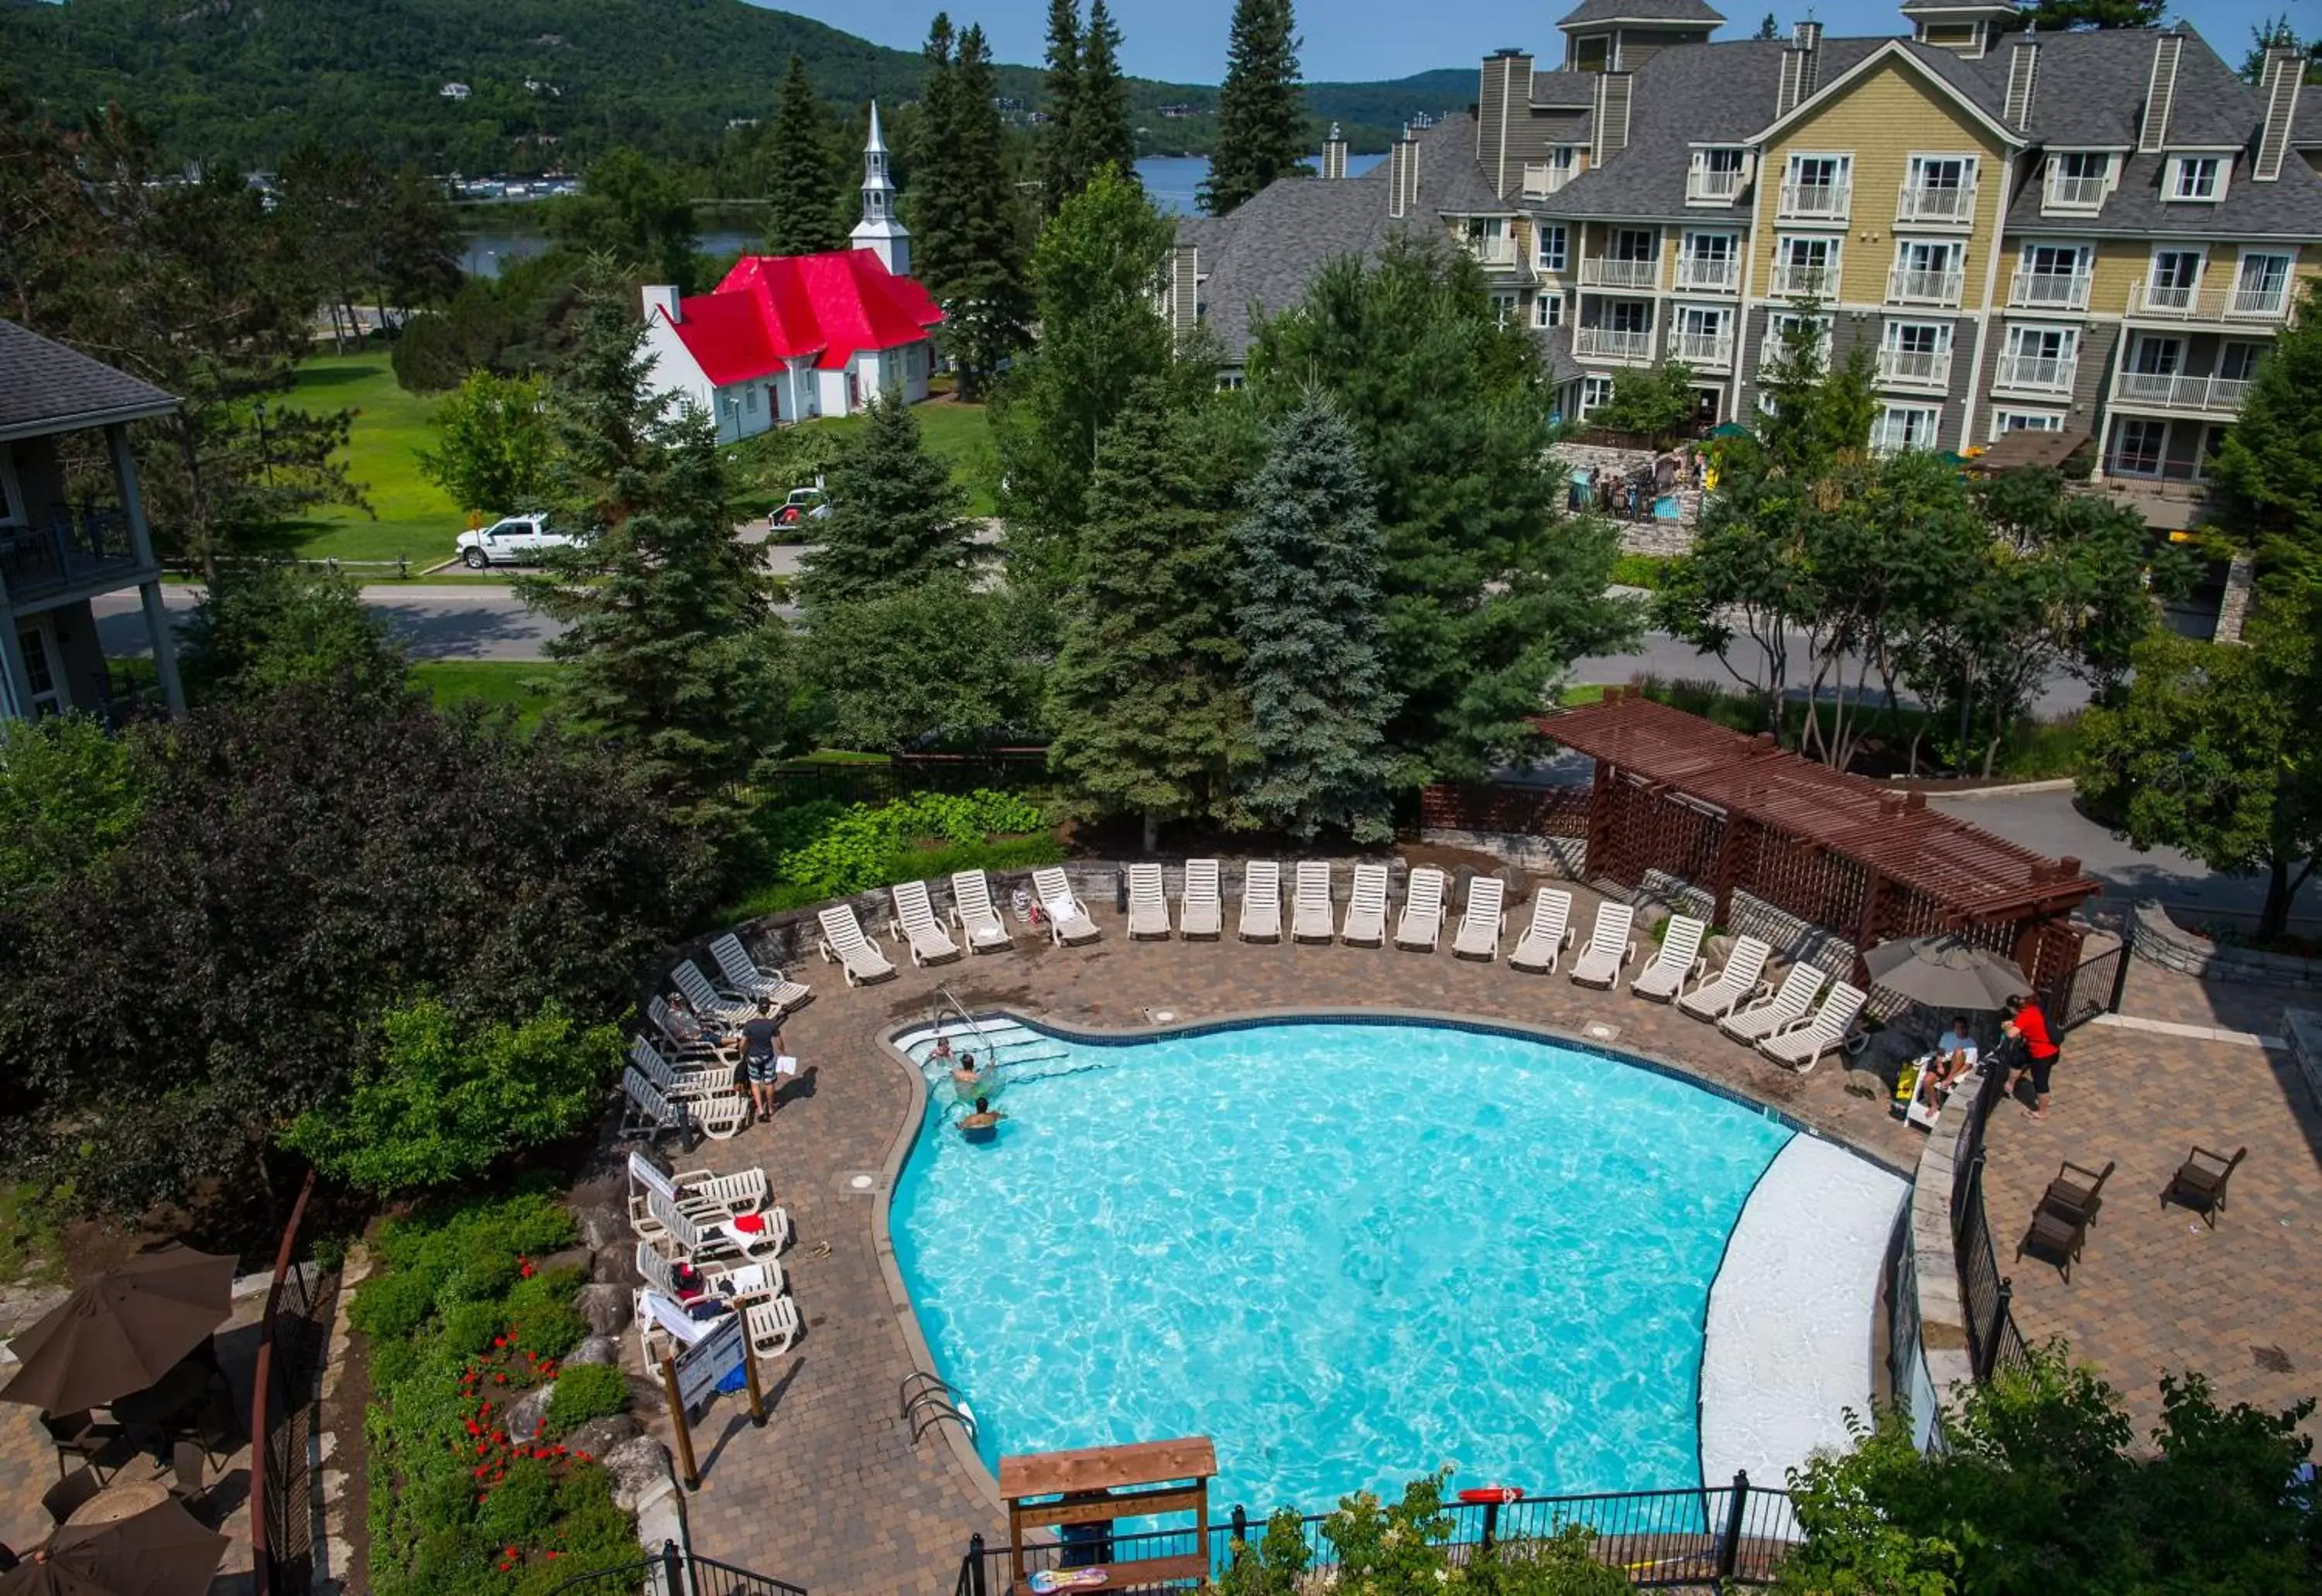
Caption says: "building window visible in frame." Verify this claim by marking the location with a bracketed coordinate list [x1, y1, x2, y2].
[2235, 252, 2293, 313]
[1610, 227, 1657, 262]
[2113, 416, 2167, 474]
[1536, 224, 1568, 272]
[1579, 375, 1615, 415]
[2166, 155, 2224, 201]
[1490, 290, 1519, 325]
[1608, 299, 1652, 334]
[2044, 150, 2108, 208]
[0, 447, 22, 528]
[2146, 248, 2204, 310]
[1782, 152, 1851, 216]
[1774, 234, 1839, 296]
[1217, 372, 1246, 391]
[1534, 292, 1563, 328]
[2221, 342, 2265, 382]
[2130, 334, 2182, 375]
[1871, 403, 1940, 455]
[1765, 310, 1832, 370]
[1891, 238, 1964, 301]
[1991, 409, 2064, 439]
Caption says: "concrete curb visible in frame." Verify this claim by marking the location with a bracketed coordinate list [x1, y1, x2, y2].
[1913, 778, 2078, 801]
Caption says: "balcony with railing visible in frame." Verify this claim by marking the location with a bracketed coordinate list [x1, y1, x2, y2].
[1992, 352, 2077, 394]
[1777, 180, 1851, 220]
[1673, 255, 1739, 293]
[2110, 368, 2253, 413]
[1759, 334, 1831, 376]
[1887, 267, 1964, 306]
[1467, 235, 1520, 269]
[2128, 276, 2294, 324]
[1573, 325, 1658, 362]
[1666, 329, 1735, 369]
[1876, 348, 1952, 389]
[1769, 262, 1837, 298]
[2006, 270, 2091, 311]
[2042, 173, 2106, 211]
[1577, 255, 1662, 290]
[1894, 183, 1977, 224]
[0, 508, 148, 601]
[1686, 166, 1747, 204]
[1519, 164, 1573, 199]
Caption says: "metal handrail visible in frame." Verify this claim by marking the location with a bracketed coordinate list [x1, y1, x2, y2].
[930, 985, 1007, 1066]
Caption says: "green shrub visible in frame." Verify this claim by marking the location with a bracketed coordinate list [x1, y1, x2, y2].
[477, 1457, 561, 1547]
[779, 789, 1049, 897]
[542, 1363, 628, 1438]
[440, 1300, 503, 1357]
[512, 1300, 587, 1361]
[351, 1269, 438, 1341]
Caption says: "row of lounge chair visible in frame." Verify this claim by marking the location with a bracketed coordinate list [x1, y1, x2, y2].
[625, 1151, 802, 1364]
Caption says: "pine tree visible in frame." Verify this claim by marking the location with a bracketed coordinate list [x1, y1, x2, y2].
[1049, 385, 1248, 849]
[1232, 391, 1398, 841]
[1756, 12, 1779, 38]
[1073, 0, 1139, 183]
[914, 21, 1031, 399]
[765, 54, 840, 255]
[1200, 0, 1306, 216]
[800, 392, 971, 611]
[521, 269, 793, 822]
[1039, 0, 1084, 214]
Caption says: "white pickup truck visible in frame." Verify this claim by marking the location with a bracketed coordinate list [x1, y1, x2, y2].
[457, 513, 580, 569]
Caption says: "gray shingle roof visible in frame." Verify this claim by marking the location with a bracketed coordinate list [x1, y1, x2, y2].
[0, 320, 177, 440]
[2293, 89, 2322, 148]
[1556, 0, 1724, 26]
[1529, 72, 1598, 109]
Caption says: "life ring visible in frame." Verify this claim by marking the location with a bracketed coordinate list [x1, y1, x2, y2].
[1457, 1485, 1523, 1505]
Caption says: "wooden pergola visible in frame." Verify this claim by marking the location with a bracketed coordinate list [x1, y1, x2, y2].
[1536, 691, 2104, 988]
[998, 1437, 1216, 1595]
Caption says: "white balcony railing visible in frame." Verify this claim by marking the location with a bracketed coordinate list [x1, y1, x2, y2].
[1673, 255, 1740, 292]
[1667, 330, 1735, 368]
[1778, 180, 1851, 219]
[1467, 235, 1519, 267]
[1574, 326, 1657, 361]
[2129, 276, 2294, 323]
[1887, 268, 1964, 305]
[2007, 271, 2092, 311]
[2043, 173, 2106, 210]
[1520, 164, 1573, 199]
[1759, 336, 1831, 375]
[1993, 353, 2076, 392]
[2137, 278, 2199, 314]
[2229, 283, 2291, 320]
[1895, 183, 1977, 224]
[2112, 370, 2254, 412]
[1876, 348, 1951, 388]
[1687, 166, 1746, 204]
[1579, 257, 1661, 289]
[1770, 263, 1837, 298]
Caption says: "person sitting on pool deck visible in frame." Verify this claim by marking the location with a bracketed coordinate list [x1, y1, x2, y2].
[960, 1095, 1005, 1143]
[1928, 1016, 1978, 1088]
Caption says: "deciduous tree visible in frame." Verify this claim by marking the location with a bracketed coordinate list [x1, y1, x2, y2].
[1585, 359, 1698, 446]
[417, 370, 552, 516]
[1202, 0, 1307, 216]
[810, 580, 1041, 752]
[547, 149, 700, 293]
[178, 563, 411, 706]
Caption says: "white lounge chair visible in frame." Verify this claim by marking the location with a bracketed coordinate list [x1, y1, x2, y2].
[1718, 963, 1830, 1044]
[1238, 861, 1283, 942]
[629, 1035, 735, 1102]
[1677, 937, 1773, 1022]
[708, 933, 811, 1012]
[1452, 877, 1505, 961]
[1126, 864, 1171, 939]
[635, 1237, 781, 1310]
[1031, 866, 1101, 945]
[889, 880, 963, 967]
[745, 1294, 804, 1357]
[1179, 859, 1222, 939]
[626, 1150, 783, 1245]
[622, 1066, 746, 1142]
[1342, 863, 1389, 946]
[648, 1187, 784, 1265]
[671, 959, 755, 1026]
[646, 995, 733, 1064]
[949, 870, 1015, 955]
[1759, 981, 1868, 1074]
[635, 1287, 716, 1369]
[1631, 913, 1709, 1002]
[1395, 866, 1448, 952]
[817, 904, 899, 986]
[1567, 902, 1637, 989]
[1291, 862, 1334, 943]
[1509, 889, 1575, 974]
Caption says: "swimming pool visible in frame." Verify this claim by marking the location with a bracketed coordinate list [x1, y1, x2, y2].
[890, 1015, 1802, 1515]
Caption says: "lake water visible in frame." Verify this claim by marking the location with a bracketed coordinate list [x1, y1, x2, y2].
[458, 152, 1388, 276]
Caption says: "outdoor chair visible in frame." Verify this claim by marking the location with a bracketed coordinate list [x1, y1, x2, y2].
[2163, 1145, 2248, 1228]
[1567, 902, 1637, 989]
[2043, 1159, 2115, 1228]
[170, 1440, 206, 1506]
[2017, 1203, 2088, 1282]
[1342, 863, 1390, 947]
[634, 1237, 782, 1311]
[1291, 862, 1334, 943]
[1631, 913, 1709, 1003]
[670, 959, 755, 1026]
[1509, 889, 1574, 974]
[1677, 937, 1772, 1022]
[889, 880, 964, 967]
[629, 1036, 737, 1103]
[1718, 962, 1828, 1045]
[949, 870, 1014, 955]
[709, 933, 811, 1013]
[817, 904, 899, 986]
[1395, 867, 1447, 952]
[39, 1413, 124, 1484]
[622, 1064, 745, 1143]
[646, 995, 733, 1065]
[1239, 861, 1283, 942]
[1125, 865, 1172, 940]
[647, 1187, 786, 1266]
[626, 1150, 778, 1244]
[43, 1466, 101, 1527]
[1757, 981, 1868, 1074]
[1452, 877, 1505, 961]
[190, 1389, 241, 1471]
[1031, 867, 1101, 946]
[745, 1294, 804, 1358]
[635, 1286, 721, 1370]
[1179, 859, 1222, 939]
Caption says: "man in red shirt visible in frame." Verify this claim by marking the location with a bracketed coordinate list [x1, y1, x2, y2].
[2003, 994, 2060, 1121]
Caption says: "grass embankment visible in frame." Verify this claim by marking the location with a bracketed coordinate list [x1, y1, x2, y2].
[277, 355, 467, 566]
[726, 396, 997, 520]
[412, 662, 567, 728]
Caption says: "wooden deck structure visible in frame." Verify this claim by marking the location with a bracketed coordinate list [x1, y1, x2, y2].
[998, 1437, 1216, 1595]
[1534, 692, 2104, 988]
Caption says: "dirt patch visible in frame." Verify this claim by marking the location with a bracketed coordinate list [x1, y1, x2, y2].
[1399, 841, 1526, 880]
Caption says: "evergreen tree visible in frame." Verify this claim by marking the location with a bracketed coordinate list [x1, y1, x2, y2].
[2212, 279, 2322, 576]
[1756, 12, 1779, 37]
[913, 19, 1030, 399]
[1039, 0, 1084, 213]
[1201, 0, 1307, 216]
[1233, 391, 1399, 841]
[766, 54, 841, 255]
[2022, 0, 2163, 26]
[520, 266, 793, 822]
[1073, 0, 1139, 183]
[1049, 385, 1250, 849]
[800, 391, 971, 611]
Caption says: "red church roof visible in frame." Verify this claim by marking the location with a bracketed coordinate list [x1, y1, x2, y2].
[657, 249, 943, 384]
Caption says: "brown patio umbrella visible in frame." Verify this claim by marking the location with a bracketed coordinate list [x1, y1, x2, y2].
[1862, 933, 2029, 1012]
[0, 1245, 236, 1416]
[0, 1495, 228, 1596]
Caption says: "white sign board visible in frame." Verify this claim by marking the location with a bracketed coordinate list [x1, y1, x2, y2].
[674, 1312, 746, 1409]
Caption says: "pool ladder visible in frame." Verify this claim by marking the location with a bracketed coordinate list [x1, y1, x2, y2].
[901, 1371, 978, 1444]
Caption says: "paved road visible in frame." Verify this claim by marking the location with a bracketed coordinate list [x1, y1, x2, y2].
[1568, 631, 2096, 719]
[93, 583, 570, 661]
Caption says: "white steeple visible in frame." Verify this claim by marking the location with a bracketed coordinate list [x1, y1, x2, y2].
[850, 100, 910, 275]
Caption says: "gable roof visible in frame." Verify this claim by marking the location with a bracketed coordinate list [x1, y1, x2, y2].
[1745, 37, 2026, 147]
[659, 250, 942, 383]
[1556, 0, 1724, 26]
[0, 320, 179, 443]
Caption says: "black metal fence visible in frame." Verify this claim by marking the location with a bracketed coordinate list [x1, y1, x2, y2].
[251, 1169, 334, 1596]
[955, 1474, 1796, 1594]
[544, 1540, 809, 1595]
[2039, 918, 2133, 1035]
[1950, 1067, 2031, 1382]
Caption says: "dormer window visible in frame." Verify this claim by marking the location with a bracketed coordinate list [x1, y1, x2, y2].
[2043, 151, 2108, 210]
[1687, 147, 1748, 204]
[2166, 155, 2224, 202]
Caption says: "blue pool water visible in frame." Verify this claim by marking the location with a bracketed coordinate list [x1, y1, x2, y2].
[891, 1019, 1793, 1516]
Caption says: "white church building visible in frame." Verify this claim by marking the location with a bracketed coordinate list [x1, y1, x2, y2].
[640, 104, 944, 440]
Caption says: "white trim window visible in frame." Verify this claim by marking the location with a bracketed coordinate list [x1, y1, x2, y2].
[1780, 152, 1852, 218]
[2144, 247, 2204, 311]
[1870, 402, 1941, 455]
[2012, 241, 2091, 310]
[1997, 324, 2078, 392]
[1899, 153, 1977, 222]
[2043, 151, 2108, 210]
[2165, 154, 2225, 202]
[1687, 146, 1748, 203]
[1676, 230, 1741, 291]
[2233, 251, 2293, 318]
[1670, 303, 1734, 365]
[1763, 309, 1833, 372]
[1773, 234, 1841, 298]
[1536, 223, 1569, 273]
[1991, 408, 2065, 440]
[2220, 341, 2265, 382]
[1490, 289, 1519, 326]
[2111, 416, 2168, 475]
[1534, 291, 1564, 328]
[1579, 375, 1616, 416]
[1889, 238, 1964, 304]
[1879, 320, 1952, 386]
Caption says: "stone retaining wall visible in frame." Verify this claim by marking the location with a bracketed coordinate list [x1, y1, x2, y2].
[2283, 1008, 2322, 1113]
[2130, 898, 2322, 992]
[1417, 827, 1589, 878]
[1907, 1070, 1980, 1429]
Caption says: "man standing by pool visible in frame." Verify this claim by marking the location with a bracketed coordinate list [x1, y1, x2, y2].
[2002, 993, 2060, 1122]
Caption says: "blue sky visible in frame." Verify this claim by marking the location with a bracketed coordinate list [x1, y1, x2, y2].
[763, 0, 2296, 85]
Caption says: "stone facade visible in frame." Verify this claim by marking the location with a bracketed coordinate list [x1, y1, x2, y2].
[1551, 441, 1701, 557]
[2130, 898, 2322, 992]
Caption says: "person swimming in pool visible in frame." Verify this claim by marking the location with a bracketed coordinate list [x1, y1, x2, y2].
[960, 1094, 1005, 1142]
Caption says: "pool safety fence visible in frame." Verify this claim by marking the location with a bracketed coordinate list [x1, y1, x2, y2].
[542, 1541, 809, 1595]
[954, 1473, 1796, 1594]
[1951, 1064, 2033, 1382]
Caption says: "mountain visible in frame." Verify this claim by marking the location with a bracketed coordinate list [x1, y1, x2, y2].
[0, 0, 1478, 173]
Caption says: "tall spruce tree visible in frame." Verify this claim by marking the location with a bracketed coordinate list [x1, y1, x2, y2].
[800, 392, 971, 611]
[1073, 0, 1139, 183]
[1201, 0, 1307, 216]
[914, 19, 1030, 399]
[520, 266, 793, 823]
[1233, 391, 1399, 841]
[766, 54, 841, 255]
[1039, 0, 1084, 213]
[1049, 385, 1250, 849]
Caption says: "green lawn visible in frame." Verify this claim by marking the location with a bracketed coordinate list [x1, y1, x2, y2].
[729, 397, 998, 521]
[279, 354, 466, 565]
[411, 660, 567, 728]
